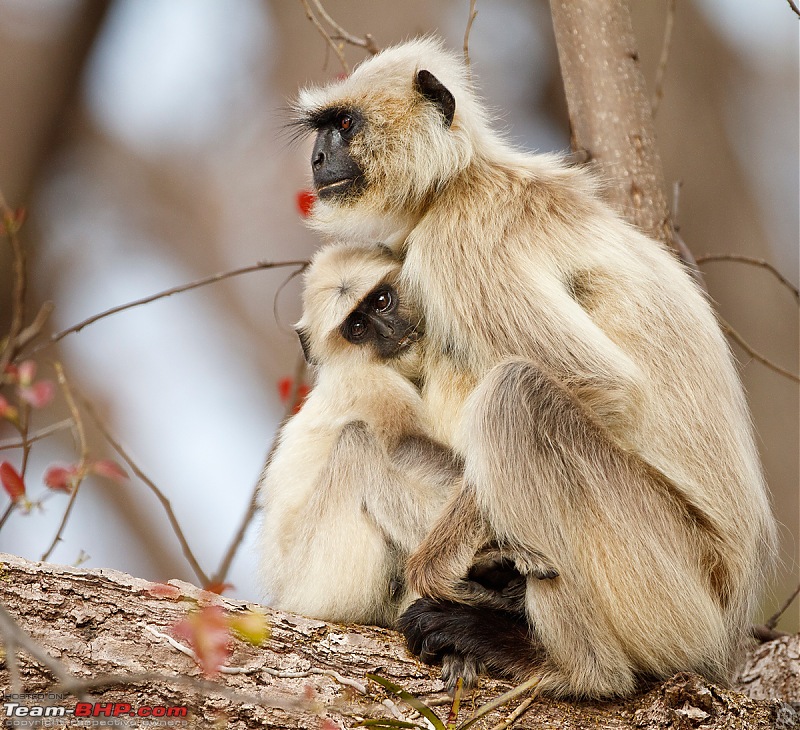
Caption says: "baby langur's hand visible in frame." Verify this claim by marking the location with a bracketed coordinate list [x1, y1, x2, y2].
[462, 543, 558, 612]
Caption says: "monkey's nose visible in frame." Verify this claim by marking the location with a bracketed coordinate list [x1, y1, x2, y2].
[312, 150, 326, 169]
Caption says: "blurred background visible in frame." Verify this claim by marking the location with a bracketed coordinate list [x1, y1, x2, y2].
[0, 0, 797, 630]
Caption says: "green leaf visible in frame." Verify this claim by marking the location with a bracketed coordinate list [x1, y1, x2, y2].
[356, 719, 424, 729]
[366, 673, 446, 730]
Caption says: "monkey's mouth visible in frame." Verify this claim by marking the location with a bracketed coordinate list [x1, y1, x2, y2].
[316, 177, 356, 199]
[397, 329, 422, 349]
[315, 175, 366, 200]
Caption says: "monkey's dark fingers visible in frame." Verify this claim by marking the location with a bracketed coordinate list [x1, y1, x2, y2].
[398, 597, 450, 657]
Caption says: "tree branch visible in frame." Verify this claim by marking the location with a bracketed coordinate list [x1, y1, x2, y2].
[0, 554, 793, 728]
[550, 0, 673, 246]
[695, 254, 799, 301]
[32, 260, 308, 355]
[463, 0, 478, 69]
[719, 318, 800, 383]
[79, 396, 211, 587]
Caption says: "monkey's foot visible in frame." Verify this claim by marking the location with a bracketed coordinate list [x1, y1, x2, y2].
[398, 598, 542, 689]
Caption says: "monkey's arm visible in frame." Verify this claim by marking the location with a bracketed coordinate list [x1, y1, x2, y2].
[360, 434, 461, 554]
[518, 269, 647, 437]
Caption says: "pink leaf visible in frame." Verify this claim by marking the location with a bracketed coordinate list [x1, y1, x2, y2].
[146, 582, 183, 600]
[0, 462, 26, 502]
[90, 459, 128, 484]
[173, 604, 231, 676]
[44, 464, 80, 493]
[18, 380, 55, 408]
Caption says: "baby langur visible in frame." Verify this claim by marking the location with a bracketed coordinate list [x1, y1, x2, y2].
[257, 243, 463, 627]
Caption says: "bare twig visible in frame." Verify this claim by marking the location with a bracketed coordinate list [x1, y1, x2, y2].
[463, 0, 478, 69]
[752, 624, 788, 642]
[487, 696, 537, 730]
[669, 181, 705, 291]
[79, 396, 211, 587]
[0, 193, 27, 376]
[787, 0, 800, 18]
[695, 254, 799, 302]
[0, 419, 75, 451]
[41, 363, 89, 563]
[765, 582, 800, 630]
[299, 0, 350, 73]
[309, 0, 379, 55]
[15, 301, 54, 353]
[33, 260, 308, 355]
[651, 0, 676, 117]
[0, 503, 14, 531]
[719, 318, 800, 383]
[210, 353, 308, 586]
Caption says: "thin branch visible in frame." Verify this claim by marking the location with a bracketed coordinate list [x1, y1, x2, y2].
[33, 260, 308, 355]
[695, 254, 799, 302]
[0, 418, 75, 451]
[787, 0, 800, 18]
[669, 181, 705, 291]
[299, 0, 350, 73]
[0, 503, 13, 531]
[651, 0, 676, 117]
[309, 0, 379, 55]
[0, 193, 27, 376]
[720, 318, 800, 383]
[463, 0, 478, 69]
[80, 396, 211, 587]
[16, 301, 54, 353]
[41, 363, 90, 563]
[210, 353, 308, 586]
[487, 696, 536, 730]
[765, 582, 800, 630]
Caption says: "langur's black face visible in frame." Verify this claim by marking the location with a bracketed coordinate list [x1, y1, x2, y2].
[309, 108, 366, 201]
[341, 284, 420, 359]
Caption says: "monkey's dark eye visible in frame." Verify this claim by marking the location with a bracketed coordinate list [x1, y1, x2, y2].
[372, 289, 393, 313]
[346, 313, 369, 340]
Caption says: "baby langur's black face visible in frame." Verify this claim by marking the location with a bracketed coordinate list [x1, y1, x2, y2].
[341, 284, 420, 359]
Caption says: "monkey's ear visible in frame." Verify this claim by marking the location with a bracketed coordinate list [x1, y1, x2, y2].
[414, 70, 455, 128]
[295, 326, 314, 365]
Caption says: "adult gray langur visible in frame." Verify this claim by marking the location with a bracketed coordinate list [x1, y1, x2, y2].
[257, 243, 462, 628]
[292, 37, 778, 698]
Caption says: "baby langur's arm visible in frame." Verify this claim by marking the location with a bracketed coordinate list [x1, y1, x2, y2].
[360, 433, 462, 554]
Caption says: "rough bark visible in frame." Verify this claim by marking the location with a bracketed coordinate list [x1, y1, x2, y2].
[549, 0, 673, 247]
[0, 554, 795, 729]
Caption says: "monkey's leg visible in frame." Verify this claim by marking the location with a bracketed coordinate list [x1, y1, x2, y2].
[457, 358, 724, 697]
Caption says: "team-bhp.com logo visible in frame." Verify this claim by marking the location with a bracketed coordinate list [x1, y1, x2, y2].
[3, 694, 188, 727]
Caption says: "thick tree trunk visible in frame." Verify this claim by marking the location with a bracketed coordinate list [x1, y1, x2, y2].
[0, 554, 795, 729]
[549, 0, 673, 247]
